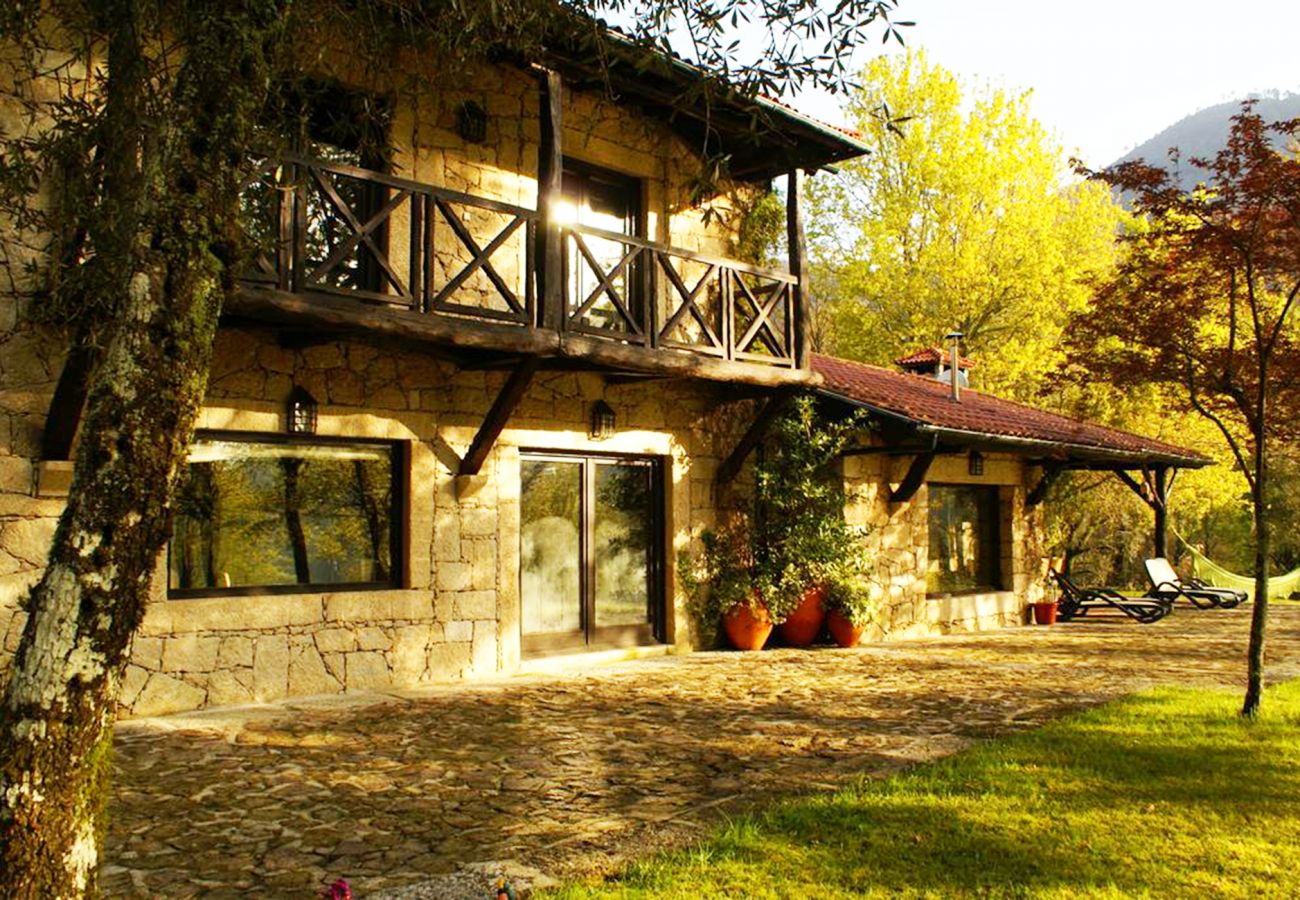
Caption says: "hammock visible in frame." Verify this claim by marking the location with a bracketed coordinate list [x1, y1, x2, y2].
[1177, 538, 1300, 601]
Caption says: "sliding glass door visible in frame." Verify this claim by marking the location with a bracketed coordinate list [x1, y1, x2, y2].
[520, 453, 663, 653]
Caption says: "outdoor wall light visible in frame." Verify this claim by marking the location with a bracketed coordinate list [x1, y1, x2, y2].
[590, 400, 616, 441]
[968, 450, 985, 476]
[456, 101, 488, 144]
[287, 386, 318, 435]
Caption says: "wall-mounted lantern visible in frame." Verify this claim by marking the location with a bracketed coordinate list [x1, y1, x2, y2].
[287, 386, 318, 435]
[589, 400, 616, 441]
[968, 450, 985, 476]
[456, 101, 488, 144]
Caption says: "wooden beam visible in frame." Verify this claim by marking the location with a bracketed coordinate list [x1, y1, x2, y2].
[230, 287, 823, 388]
[1025, 464, 1064, 508]
[1153, 465, 1169, 559]
[716, 388, 798, 486]
[41, 341, 99, 461]
[557, 333, 820, 388]
[537, 68, 564, 331]
[459, 357, 541, 476]
[230, 287, 561, 356]
[786, 168, 811, 370]
[889, 451, 935, 504]
[1114, 469, 1154, 507]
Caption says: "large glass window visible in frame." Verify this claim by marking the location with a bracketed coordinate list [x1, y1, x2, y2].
[926, 484, 1002, 594]
[169, 435, 405, 596]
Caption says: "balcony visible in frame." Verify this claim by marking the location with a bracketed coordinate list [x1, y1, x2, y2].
[228, 155, 814, 387]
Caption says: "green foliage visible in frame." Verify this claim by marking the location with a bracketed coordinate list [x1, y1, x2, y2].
[807, 49, 1125, 400]
[753, 395, 871, 620]
[824, 572, 878, 627]
[733, 189, 785, 266]
[678, 515, 770, 629]
[546, 682, 1300, 898]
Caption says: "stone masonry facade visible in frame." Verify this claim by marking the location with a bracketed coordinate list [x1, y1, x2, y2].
[0, 38, 1048, 718]
[844, 450, 1047, 640]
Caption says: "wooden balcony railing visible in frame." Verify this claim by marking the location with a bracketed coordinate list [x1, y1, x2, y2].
[239, 155, 801, 371]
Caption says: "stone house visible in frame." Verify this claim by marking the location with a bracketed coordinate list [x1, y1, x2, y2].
[0, 29, 1206, 717]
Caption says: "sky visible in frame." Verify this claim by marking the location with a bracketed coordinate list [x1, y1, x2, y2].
[789, 0, 1300, 167]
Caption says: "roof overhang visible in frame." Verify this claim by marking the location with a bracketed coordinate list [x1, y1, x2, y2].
[817, 387, 1212, 471]
[537, 30, 870, 181]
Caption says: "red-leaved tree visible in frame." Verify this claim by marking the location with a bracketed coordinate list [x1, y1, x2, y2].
[1067, 103, 1300, 717]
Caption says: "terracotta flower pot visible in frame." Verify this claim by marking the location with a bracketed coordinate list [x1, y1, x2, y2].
[722, 598, 773, 651]
[778, 584, 827, 647]
[826, 609, 866, 648]
[1031, 601, 1059, 625]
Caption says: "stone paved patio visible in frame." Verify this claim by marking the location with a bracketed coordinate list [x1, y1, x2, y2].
[104, 606, 1300, 897]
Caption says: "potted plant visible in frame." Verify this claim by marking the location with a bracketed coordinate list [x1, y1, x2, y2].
[753, 396, 868, 647]
[825, 572, 879, 647]
[679, 516, 774, 651]
[1032, 554, 1065, 624]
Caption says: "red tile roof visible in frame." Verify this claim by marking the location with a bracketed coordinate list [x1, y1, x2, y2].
[894, 347, 977, 370]
[812, 354, 1209, 467]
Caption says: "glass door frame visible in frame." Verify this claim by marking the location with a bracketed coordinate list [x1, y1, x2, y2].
[519, 450, 666, 655]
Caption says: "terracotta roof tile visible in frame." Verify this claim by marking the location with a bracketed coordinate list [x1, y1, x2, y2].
[812, 354, 1208, 466]
[894, 347, 977, 370]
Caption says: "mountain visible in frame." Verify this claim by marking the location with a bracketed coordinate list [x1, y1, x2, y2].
[1111, 92, 1300, 193]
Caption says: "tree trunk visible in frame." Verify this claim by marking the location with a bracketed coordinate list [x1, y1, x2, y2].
[0, 3, 287, 895]
[1242, 426, 1270, 717]
[281, 458, 312, 584]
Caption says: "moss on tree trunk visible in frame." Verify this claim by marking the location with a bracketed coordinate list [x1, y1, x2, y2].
[0, 2, 288, 895]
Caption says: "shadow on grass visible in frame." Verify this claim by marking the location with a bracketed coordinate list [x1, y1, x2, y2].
[554, 684, 1300, 898]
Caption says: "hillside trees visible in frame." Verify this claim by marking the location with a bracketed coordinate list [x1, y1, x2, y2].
[0, 1, 913, 894]
[1067, 104, 1300, 717]
[807, 49, 1123, 399]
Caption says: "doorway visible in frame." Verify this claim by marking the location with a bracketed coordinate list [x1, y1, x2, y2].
[519, 452, 664, 654]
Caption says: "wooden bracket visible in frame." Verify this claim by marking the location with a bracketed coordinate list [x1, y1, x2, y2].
[41, 341, 99, 461]
[1026, 464, 1064, 507]
[458, 357, 540, 476]
[889, 451, 935, 504]
[715, 388, 798, 486]
[1115, 469, 1156, 509]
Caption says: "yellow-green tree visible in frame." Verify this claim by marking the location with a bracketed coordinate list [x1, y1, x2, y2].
[808, 49, 1123, 399]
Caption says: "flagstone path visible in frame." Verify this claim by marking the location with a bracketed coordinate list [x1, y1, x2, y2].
[104, 606, 1300, 898]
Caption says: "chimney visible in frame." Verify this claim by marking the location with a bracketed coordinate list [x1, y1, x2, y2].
[945, 331, 963, 401]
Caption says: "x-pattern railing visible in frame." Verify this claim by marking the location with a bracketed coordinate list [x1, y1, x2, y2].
[563, 224, 798, 367]
[244, 155, 537, 327]
[240, 156, 799, 368]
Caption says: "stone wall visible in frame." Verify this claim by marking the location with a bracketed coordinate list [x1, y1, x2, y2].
[843, 449, 1047, 640]
[0, 43, 766, 715]
[1, 324, 760, 716]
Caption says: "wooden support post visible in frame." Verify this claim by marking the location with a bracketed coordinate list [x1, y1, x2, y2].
[458, 357, 540, 476]
[716, 388, 798, 486]
[889, 451, 935, 504]
[40, 341, 99, 461]
[537, 68, 564, 332]
[786, 168, 811, 370]
[1114, 467, 1171, 559]
[1153, 465, 1169, 559]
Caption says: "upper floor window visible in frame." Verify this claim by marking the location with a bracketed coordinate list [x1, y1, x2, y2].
[559, 159, 646, 336]
[169, 434, 406, 597]
[926, 483, 1002, 595]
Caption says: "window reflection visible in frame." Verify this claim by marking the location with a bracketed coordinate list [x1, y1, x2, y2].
[926, 484, 1001, 594]
[169, 438, 397, 593]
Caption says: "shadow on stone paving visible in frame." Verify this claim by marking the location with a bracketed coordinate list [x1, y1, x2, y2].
[101, 607, 1300, 898]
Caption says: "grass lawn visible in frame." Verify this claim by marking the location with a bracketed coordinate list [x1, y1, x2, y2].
[545, 681, 1300, 899]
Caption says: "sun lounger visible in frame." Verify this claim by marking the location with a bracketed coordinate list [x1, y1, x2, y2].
[1144, 558, 1246, 609]
[1051, 569, 1174, 624]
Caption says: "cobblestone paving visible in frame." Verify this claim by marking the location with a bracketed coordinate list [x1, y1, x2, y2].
[104, 607, 1300, 897]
